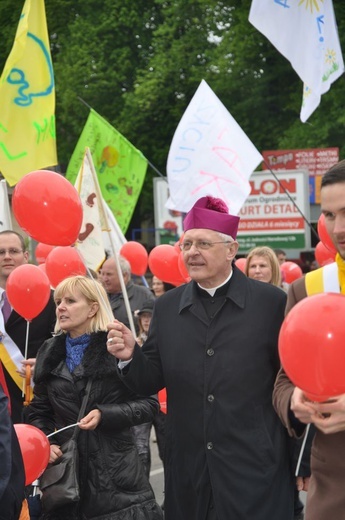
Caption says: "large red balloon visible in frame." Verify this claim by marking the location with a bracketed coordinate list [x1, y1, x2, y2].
[279, 293, 345, 401]
[45, 246, 86, 288]
[14, 424, 50, 485]
[120, 242, 148, 276]
[148, 245, 185, 286]
[314, 241, 336, 267]
[280, 261, 303, 284]
[6, 265, 51, 321]
[12, 170, 83, 246]
[235, 257, 247, 273]
[35, 243, 55, 264]
[317, 214, 337, 255]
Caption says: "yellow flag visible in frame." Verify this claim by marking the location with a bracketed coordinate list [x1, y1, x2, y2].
[0, 0, 57, 186]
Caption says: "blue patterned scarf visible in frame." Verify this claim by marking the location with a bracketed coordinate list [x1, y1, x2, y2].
[65, 333, 90, 373]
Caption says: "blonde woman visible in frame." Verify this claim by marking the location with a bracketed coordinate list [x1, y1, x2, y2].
[245, 246, 282, 287]
[28, 276, 162, 520]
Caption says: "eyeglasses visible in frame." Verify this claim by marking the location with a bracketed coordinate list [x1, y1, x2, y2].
[0, 248, 24, 257]
[179, 240, 231, 252]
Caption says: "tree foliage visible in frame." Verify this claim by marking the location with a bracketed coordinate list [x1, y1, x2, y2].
[1, 0, 345, 230]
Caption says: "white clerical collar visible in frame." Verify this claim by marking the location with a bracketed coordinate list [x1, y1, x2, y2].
[198, 270, 233, 297]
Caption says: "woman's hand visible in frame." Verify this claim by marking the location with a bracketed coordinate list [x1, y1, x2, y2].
[78, 409, 101, 430]
[49, 444, 62, 463]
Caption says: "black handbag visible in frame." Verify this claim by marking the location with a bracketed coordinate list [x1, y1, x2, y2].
[39, 380, 92, 513]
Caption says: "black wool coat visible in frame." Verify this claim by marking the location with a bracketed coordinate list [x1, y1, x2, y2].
[28, 331, 163, 520]
[120, 267, 295, 520]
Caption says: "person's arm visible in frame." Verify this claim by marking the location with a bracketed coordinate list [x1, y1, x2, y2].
[80, 395, 159, 433]
[107, 315, 164, 397]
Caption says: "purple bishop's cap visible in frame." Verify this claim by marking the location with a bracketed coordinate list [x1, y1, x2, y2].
[183, 196, 240, 238]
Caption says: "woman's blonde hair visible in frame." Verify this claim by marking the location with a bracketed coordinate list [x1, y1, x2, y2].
[245, 246, 282, 287]
[54, 275, 113, 334]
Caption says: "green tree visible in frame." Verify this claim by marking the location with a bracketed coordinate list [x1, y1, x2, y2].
[1, 0, 345, 231]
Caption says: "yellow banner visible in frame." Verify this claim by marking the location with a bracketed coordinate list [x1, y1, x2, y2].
[0, 0, 57, 186]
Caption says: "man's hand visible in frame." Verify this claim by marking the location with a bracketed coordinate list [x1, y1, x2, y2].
[296, 476, 310, 492]
[292, 388, 345, 434]
[78, 409, 101, 430]
[291, 387, 317, 424]
[17, 358, 35, 378]
[107, 320, 135, 361]
[308, 395, 345, 434]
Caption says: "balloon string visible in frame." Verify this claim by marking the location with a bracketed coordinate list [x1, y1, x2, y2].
[47, 422, 80, 438]
[22, 320, 30, 397]
[295, 423, 311, 476]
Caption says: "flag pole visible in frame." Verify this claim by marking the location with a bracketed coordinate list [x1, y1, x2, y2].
[263, 161, 319, 243]
[86, 148, 137, 337]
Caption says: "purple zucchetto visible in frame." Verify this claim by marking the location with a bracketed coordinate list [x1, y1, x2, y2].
[183, 196, 240, 238]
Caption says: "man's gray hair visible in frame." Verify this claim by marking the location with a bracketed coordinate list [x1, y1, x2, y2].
[217, 231, 235, 243]
[119, 255, 132, 279]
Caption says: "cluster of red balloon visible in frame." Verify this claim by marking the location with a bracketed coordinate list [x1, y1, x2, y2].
[314, 213, 337, 267]
[279, 293, 345, 402]
[317, 214, 337, 255]
[119, 239, 190, 286]
[314, 241, 335, 267]
[7, 170, 86, 320]
[280, 261, 303, 284]
[8, 171, 85, 482]
[148, 244, 190, 286]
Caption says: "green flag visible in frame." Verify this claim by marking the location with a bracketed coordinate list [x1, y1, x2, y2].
[66, 109, 148, 233]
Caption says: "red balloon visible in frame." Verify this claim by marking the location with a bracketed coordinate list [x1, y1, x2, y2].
[317, 214, 337, 255]
[158, 388, 167, 414]
[120, 242, 148, 276]
[45, 246, 86, 288]
[314, 241, 336, 267]
[148, 245, 185, 286]
[35, 243, 55, 264]
[280, 261, 303, 284]
[12, 170, 83, 246]
[7, 265, 51, 321]
[235, 257, 247, 273]
[38, 263, 47, 275]
[177, 252, 191, 282]
[279, 293, 345, 401]
[14, 424, 50, 485]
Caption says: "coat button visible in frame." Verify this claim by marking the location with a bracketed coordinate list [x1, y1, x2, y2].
[206, 348, 214, 356]
[207, 442, 213, 450]
[207, 394, 214, 403]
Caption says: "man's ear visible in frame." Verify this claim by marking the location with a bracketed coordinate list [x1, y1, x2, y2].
[227, 241, 239, 261]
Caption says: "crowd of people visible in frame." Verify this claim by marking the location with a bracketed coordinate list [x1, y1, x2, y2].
[2, 159, 345, 519]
